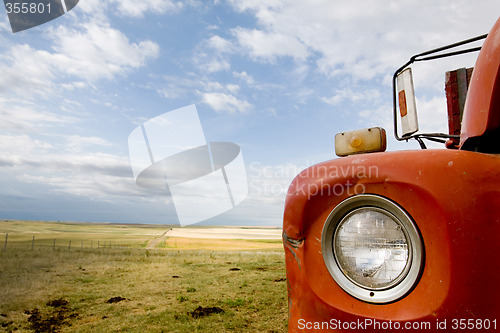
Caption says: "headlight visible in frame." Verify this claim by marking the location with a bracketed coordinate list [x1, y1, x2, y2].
[322, 194, 423, 303]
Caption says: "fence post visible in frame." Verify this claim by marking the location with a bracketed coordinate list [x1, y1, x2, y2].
[3, 233, 7, 251]
[32, 235, 35, 250]
[68, 240, 71, 250]
[53, 238, 56, 250]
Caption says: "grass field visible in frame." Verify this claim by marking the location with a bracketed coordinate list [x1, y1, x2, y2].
[0, 221, 287, 332]
[0, 220, 284, 252]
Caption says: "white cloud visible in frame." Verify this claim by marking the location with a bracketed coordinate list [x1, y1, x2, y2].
[193, 35, 236, 73]
[0, 45, 57, 98]
[226, 0, 284, 13]
[204, 57, 231, 73]
[110, 0, 183, 18]
[233, 71, 254, 85]
[232, 27, 308, 62]
[156, 75, 225, 100]
[19, 170, 149, 200]
[156, 75, 255, 115]
[0, 99, 77, 131]
[50, 22, 160, 81]
[0, 133, 118, 170]
[65, 135, 114, 152]
[0, 132, 151, 200]
[0, 13, 158, 202]
[322, 88, 381, 106]
[0, 21, 160, 100]
[77, 0, 108, 14]
[60, 81, 88, 91]
[0, 134, 53, 167]
[155, 75, 198, 99]
[228, 0, 500, 80]
[414, 95, 448, 134]
[0, 17, 11, 33]
[224, 0, 500, 142]
[207, 35, 234, 53]
[201, 91, 252, 113]
[226, 84, 240, 94]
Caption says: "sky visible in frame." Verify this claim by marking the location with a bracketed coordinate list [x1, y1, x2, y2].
[0, 1, 499, 226]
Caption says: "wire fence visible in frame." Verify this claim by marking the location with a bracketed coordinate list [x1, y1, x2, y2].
[2, 233, 143, 251]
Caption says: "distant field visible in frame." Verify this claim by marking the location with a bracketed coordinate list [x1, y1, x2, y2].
[0, 220, 284, 251]
[0, 220, 287, 332]
[0, 220, 169, 250]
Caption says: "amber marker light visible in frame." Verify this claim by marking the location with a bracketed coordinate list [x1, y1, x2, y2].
[334, 127, 387, 157]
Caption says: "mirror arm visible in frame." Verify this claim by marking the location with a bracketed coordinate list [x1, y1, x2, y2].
[415, 137, 427, 149]
[392, 34, 487, 145]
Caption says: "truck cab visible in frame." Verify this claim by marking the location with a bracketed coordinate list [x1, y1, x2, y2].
[283, 17, 500, 332]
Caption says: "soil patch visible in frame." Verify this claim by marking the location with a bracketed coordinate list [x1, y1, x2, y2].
[105, 296, 129, 304]
[189, 306, 224, 318]
[25, 299, 77, 333]
[46, 299, 69, 308]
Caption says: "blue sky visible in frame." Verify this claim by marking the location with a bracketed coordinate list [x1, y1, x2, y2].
[0, 1, 499, 226]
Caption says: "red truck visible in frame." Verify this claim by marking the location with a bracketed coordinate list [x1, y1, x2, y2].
[283, 17, 500, 332]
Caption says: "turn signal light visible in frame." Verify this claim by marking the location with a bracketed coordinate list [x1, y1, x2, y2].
[335, 127, 387, 157]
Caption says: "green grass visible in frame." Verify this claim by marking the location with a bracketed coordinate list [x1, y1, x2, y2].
[0, 248, 287, 332]
[0, 221, 287, 332]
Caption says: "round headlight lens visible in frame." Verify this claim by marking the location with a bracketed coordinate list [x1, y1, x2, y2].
[334, 208, 409, 289]
[321, 195, 423, 303]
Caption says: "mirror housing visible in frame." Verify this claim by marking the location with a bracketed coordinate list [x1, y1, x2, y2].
[397, 68, 419, 136]
[335, 127, 387, 157]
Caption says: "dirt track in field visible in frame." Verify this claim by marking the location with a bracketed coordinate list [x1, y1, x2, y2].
[165, 227, 282, 240]
[145, 229, 171, 249]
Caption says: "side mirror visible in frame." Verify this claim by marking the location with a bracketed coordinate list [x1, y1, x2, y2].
[397, 68, 419, 136]
[335, 127, 387, 157]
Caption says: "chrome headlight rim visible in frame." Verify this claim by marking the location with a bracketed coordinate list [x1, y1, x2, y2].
[321, 194, 423, 304]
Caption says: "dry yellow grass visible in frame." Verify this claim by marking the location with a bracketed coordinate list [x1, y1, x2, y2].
[162, 237, 282, 251]
[0, 220, 170, 250]
[0, 248, 287, 332]
[0, 220, 283, 251]
[0, 221, 288, 332]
